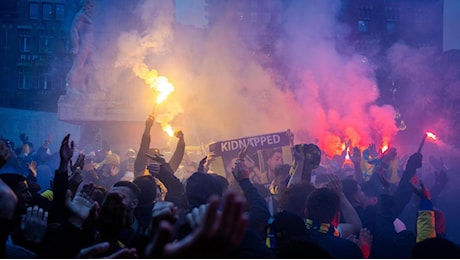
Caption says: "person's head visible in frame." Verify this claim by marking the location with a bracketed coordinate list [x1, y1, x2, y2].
[266, 149, 283, 172]
[305, 187, 340, 223]
[124, 149, 136, 172]
[133, 175, 157, 206]
[147, 148, 163, 164]
[81, 0, 94, 15]
[0, 173, 32, 214]
[98, 153, 121, 177]
[412, 237, 460, 258]
[186, 161, 198, 176]
[110, 181, 140, 212]
[92, 185, 107, 207]
[267, 211, 315, 257]
[280, 183, 316, 220]
[185, 172, 224, 209]
[342, 179, 377, 208]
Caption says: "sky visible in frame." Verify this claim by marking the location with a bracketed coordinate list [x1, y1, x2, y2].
[443, 0, 460, 51]
[175, 0, 208, 28]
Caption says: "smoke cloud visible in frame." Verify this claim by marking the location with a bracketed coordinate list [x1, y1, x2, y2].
[87, 0, 454, 160]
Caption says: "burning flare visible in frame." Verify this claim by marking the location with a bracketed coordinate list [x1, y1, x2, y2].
[150, 76, 174, 104]
[426, 132, 437, 140]
[381, 144, 389, 153]
[162, 123, 174, 137]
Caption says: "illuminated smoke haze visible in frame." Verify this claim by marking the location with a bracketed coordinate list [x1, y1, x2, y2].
[88, 0, 458, 162]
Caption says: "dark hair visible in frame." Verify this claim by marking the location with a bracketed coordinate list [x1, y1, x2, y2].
[280, 183, 316, 219]
[113, 181, 141, 200]
[133, 175, 157, 205]
[412, 238, 460, 258]
[342, 178, 359, 204]
[306, 187, 340, 223]
[92, 185, 108, 206]
[0, 173, 26, 191]
[186, 172, 223, 209]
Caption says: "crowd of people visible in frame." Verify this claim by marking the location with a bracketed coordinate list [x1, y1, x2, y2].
[1, 114, 460, 258]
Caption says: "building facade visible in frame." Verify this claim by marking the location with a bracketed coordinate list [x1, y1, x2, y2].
[0, 0, 77, 112]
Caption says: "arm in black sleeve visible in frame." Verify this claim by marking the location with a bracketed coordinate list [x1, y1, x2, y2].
[237, 178, 270, 239]
[157, 163, 184, 204]
[392, 164, 417, 217]
[53, 169, 69, 222]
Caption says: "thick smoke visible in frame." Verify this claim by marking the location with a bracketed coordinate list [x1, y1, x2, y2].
[93, 0, 400, 158]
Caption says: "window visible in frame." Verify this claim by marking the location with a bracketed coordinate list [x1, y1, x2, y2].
[385, 7, 399, 21]
[38, 71, 51, 90]
[56, 4, 65, 21]
[29, 2, 39, 19]
[358, 6, 372, 20]
[17, 67, 31, 90]
[43, 3, 53, 20]
[386, 21, 396, 34]
[358, 20, 368, 33]
[39, 31, 54, 53]
[19, 29, 32, 52]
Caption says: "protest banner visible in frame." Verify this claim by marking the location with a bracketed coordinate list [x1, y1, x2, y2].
[208, 131, 292, 185]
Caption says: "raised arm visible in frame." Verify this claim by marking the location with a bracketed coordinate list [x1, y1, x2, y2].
[350, 146, 364, 184]
[327, 175, 362, 237]
[134, 115, 154, 177]
[168, 130, 185, 173]
[232, 148, 270, 239]
[53, 134, 74, 221]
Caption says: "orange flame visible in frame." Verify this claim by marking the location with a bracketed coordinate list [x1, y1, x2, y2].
[162, 123, 174, 137]
[426, 132, 437, 140]
[149, 76, 174, 104]
[381, 145, 389, 153]
[345, 147, 351, 160]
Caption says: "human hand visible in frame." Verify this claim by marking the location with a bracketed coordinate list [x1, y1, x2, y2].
[232, 158, 250, 181]
[174, 130, 184, 140]
[349, 147, 361, 165]
[367, 143, 379, 158]
[406, 152, 422, 170]
[21, 205, 48, 243]
[145, 191, 248, 258]
[286, 129, 294, 147]
[152, 201, 178, 225]
[59, 134, 74, 172]
[381, 147, 397, 164]
[197, 156, 208, 173]
[20, 133, 29, 144]
[28, 161, 38, 178]
[66, 184, 98, 222]
[186, 204, 207, 230]
[71, 153, 86, 174]
[147, 163, 161, 177]
[146, 153, 166, 165]
[68, 171, 83, 195]
[326, 174, 343, 195]
[292, 144, 305, 163]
